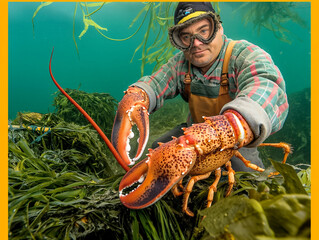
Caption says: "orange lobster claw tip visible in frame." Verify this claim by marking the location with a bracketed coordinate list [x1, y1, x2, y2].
[119, 138, 197, 209]
[119, 158, 165, 209]
[111, 88, 150, 167]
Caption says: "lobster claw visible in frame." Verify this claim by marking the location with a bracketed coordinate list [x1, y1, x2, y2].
[112, 87, 150, 167]
[119, 136, 197, 209]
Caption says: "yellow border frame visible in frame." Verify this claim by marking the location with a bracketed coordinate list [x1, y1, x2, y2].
[1, 0, 8, 238]
[2, 1, 316, 239]
[310, 1, 317, 239]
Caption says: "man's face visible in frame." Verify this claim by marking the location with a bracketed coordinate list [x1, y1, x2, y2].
[182, 18, 224, 73]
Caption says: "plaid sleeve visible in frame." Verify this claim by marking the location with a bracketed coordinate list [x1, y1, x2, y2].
[133, 52, 188, 112]
[229, 40, 289, 135]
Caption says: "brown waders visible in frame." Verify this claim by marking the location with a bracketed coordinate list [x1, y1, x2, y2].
[152, 41, 264, 171]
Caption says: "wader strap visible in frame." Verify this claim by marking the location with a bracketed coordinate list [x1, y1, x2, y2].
[181, 61, 192, 102]
[221, 40, 237, 85]
[181, 40, 237, 102]
[187, 40, 238, 123]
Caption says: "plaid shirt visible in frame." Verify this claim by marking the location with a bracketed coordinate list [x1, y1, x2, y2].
[133, 35, 288, 140]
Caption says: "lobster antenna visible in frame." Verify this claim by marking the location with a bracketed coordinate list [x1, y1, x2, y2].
[49, 47, 130, 172]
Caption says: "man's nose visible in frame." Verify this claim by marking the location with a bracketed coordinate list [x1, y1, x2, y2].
[193, 37, 203, 47]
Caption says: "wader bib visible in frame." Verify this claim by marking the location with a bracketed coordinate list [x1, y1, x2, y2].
[182, 41, 237, 123]
[153, 40, 264, 172]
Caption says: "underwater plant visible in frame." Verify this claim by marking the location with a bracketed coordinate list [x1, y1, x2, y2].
[235, 2, 308, 44]
[31, 2, 308, 75]
[8, 96, 310, 239]
[53, 88, 118, 138]
[32, 2, 219, 75]
[8, 112, 186, 239]
[32, 2, 177, 75]
[9, 113, 122, 177]
[8, 126, 311, 239]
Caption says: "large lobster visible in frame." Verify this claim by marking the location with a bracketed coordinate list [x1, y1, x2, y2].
[49, 49, 291, 216]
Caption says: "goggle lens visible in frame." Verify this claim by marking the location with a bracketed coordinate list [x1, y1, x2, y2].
[179, 22, 213, 47]
[169, 13, 219, 51]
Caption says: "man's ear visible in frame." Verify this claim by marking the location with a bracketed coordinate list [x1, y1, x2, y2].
[219, 25, 224, 35]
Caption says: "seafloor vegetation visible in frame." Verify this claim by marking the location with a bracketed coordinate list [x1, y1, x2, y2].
[8, 88, 310, 239]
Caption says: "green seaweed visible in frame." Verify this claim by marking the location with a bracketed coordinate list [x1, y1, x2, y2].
[8, 83, 310, 239]
[8, 131, 185, 239]
[77, 2, 147, 42]
[297, 166, 311, 194]
[236, 2, 308, 44]
[199, 194, 310, 240]
[9, 114, 121, 178]
[78, 9, 108, 39]
[129, 2, 177, 76]
[196, 161, 310, 240]
[200, 196, 275, 239]
[32, 2, 308, 75]
[53, 88, 117, 138]
[31, 2, 53, 36]
[8, 108, 310, 239]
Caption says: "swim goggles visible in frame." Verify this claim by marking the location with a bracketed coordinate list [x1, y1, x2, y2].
[168, 12, 220, 51]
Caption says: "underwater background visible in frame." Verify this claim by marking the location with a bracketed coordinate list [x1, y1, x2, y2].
[8, 3, 311, 239]
[9, 2, 310, 118]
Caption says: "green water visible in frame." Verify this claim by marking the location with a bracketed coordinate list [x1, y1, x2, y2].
[8, 2, 310, 120]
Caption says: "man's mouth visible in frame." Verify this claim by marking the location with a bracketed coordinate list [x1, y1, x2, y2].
[192, 49, 207, 55]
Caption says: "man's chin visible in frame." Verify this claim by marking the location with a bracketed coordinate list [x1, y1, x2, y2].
[192, 59, 210, 68]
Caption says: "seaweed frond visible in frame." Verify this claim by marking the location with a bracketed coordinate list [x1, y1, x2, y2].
[237, 2, 308, 44]
[53, 88, 117, 138]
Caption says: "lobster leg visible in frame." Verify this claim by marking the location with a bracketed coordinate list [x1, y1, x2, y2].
[171, 179, 184, 197]
[207, 168, 222, 208]
[258, 142, 292, 176]
[234, 150, 265, 172]
[258, 142, 292, 164]
[224, 161, 235, 197]
[183, 171, 212, 217]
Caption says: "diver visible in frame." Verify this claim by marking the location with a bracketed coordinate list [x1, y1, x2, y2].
[112, 2, 289, 172]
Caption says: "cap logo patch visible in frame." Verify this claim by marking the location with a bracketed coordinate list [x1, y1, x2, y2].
[176, 7, 194, 20]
